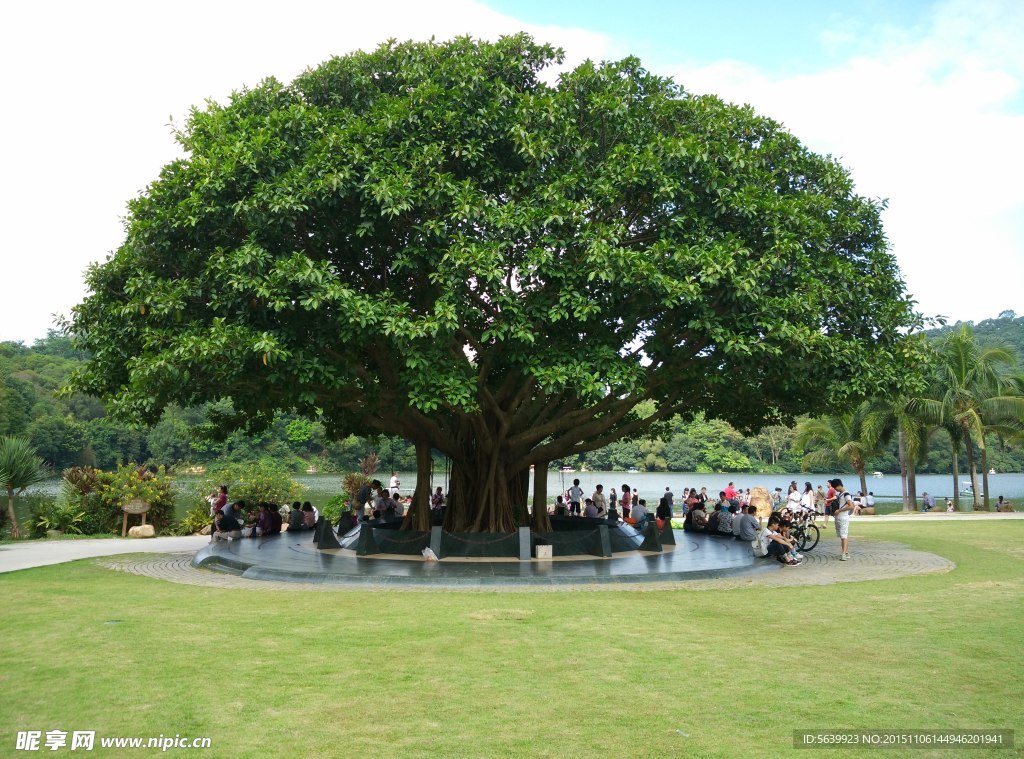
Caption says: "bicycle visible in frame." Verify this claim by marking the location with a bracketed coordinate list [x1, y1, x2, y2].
[786, 509, 820, 552]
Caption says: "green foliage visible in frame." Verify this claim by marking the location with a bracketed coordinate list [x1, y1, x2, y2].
[319, 493, 351, 524]
[83, 465, 177, 534]
[197, 459, 303, 507]
[64, 34, 924, 529]
[32, 496, 86, 537]
[1, 435, 50, 538]
[173, 504, 213, 536]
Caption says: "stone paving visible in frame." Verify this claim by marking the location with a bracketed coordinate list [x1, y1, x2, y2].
[97, 535, 954, 593]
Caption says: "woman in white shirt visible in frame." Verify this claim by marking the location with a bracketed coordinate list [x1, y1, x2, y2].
[786, 483, 802, 511]
[799, 482, 815, 512]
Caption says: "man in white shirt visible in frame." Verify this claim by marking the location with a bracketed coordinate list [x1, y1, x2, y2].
[831, 478, 855, 560]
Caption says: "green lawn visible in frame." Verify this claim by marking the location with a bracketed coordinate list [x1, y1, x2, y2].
[1, 522, 1021, 758]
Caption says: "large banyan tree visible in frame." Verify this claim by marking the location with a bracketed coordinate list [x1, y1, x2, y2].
[68, 35, 922, 533]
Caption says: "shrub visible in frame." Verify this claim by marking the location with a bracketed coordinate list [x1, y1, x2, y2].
[32, 490, 86, 536]
[64, 464, 177, 534]
[320, 492, 351, 524]
[173, 504, 213, 536]
[195, 459, 303, 509]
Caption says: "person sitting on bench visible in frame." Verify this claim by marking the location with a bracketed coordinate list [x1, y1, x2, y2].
[626, 499, 649, 529]
[683, 503, 708, 532]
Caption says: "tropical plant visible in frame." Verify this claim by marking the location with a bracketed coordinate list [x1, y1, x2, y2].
[794, 403, 881, 500]
[867, 396, 928, 511]
[88, 464, 177, 533]
[0, 435, 50, 538]
[911, 326, 1024, 509]
[33, 490, 86, 536]
[172, 504, 214, 536]
[65, 35, 924, 533]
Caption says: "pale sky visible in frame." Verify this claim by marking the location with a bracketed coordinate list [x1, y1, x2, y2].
[1, 0, 1021, 344]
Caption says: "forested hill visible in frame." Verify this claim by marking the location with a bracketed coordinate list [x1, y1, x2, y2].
[925, 310, 1024, 359]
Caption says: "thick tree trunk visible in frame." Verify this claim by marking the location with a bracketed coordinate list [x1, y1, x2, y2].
[856, 466, 868, 510]
[6, 492, 21, 539]
[531, 462, 551, 532]
[443, 458, 528, 532]
[401, 439, 434, 531]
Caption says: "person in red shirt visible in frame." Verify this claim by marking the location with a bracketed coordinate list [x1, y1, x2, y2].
[824, 482, 837, 527]
[723, 482, 737, 503]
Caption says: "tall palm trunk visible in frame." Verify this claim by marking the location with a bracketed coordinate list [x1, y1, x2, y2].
[951, 444, 960, 510]
[855, 461, 869, 508]
[898, 428, 910, 511]
[980, 439, 991, 511]
[962, 423, 981, 509]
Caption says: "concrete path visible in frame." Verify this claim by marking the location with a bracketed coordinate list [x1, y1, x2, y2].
[0, 535, 210, 574]
[853, 512, 1024, 522]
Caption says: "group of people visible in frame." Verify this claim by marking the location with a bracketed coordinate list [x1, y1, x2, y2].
[208, 485, 321, 541]
[551, 481, 654, 528]
[678, 478, 857, 563]
[351, 478, 410, 521]
[548, 476, 861, 565]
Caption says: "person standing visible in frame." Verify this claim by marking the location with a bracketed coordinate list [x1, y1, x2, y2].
[824, 480, 837, 527]
[592, 484, 608, 518]
[800, 482, 816, 513]
[831, 479, 855, 560]
[663, 487, 675, 514]
[567, 479, 584, 516]
[388, 471, 401, 499]
[620, 485, 632, 520]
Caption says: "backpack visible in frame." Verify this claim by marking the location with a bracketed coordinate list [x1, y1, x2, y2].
[752, 528, 769, 557]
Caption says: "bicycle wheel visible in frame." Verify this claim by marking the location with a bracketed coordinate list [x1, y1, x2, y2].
[801, 523, 820, 552]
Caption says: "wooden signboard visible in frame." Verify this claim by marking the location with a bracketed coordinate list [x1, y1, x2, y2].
[122, 499, 151, 536]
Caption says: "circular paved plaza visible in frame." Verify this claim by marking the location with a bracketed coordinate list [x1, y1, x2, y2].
[98, 534, 954, 592]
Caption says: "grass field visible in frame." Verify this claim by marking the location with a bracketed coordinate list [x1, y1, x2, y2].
[1, 521, 1021, 758]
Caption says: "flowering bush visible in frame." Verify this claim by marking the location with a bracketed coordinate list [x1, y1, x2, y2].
[64, 464, 177, 534]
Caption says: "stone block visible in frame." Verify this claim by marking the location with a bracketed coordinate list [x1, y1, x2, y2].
[638, 521, 662, 552]
[749, 486, 773, 518]
[128, 524, 155, 538]
[316, 523, 342, 549]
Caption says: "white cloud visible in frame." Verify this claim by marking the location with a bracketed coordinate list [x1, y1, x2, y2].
[667, 0, 1024, 323]
[0, 0, 613, 343]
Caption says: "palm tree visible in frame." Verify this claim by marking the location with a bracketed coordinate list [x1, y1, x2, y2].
[0, 436, 50, 539]
[867, 396, 927, 511]
[911, 326, 1024, 509]
[794, 402, 880, 501]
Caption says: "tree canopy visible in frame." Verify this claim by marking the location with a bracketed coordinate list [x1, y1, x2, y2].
[68, 35, 923, 531]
